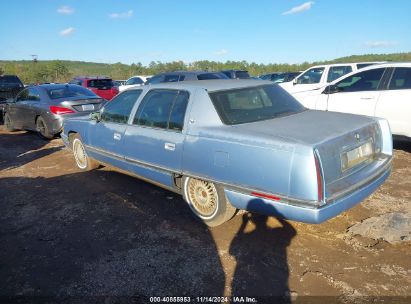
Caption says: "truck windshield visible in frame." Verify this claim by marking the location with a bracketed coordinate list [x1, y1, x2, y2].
[209, 84, 305, 125]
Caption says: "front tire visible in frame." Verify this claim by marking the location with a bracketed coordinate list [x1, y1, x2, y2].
[71, 134, 99, 171]
[183, 176, 237, 227]
[4, 113, 15, 131]
[36, 116, 54, 139]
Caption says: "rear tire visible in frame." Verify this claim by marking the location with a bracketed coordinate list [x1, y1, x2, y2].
[36, 116, 54, 139]
[4, 113, 15, 131]
[182, 176, 237, 227]
[71, 134, 99, 171]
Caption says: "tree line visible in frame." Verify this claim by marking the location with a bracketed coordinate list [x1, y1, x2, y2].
[1, 51, 410, 84]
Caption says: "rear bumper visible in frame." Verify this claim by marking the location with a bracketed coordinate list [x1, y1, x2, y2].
[224, 161, 391, 224]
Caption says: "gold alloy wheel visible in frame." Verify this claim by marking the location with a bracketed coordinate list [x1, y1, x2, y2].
[73, 139, 87, 169]
[186, 178, 219, 218]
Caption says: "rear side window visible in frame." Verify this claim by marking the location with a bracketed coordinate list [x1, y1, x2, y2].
[388, 68, 411, 90]
[88, 79, 114, 89]
[296, 67, 325, 84]
[134, 89, 189, 131]
[327, 66, 353, 82]
[101, 90, 142, 124]
[336, 68, 385, 92]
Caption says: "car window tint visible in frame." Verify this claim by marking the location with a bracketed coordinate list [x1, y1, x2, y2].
[27, 87, 41, 101]
[126, 77, 144, 85]
[357, 63, 374, 70]
[388, 68, 411, 90]
[209, 84, 305, 125]
[235, 71, 250, 79]
[16, 89, 29, 102]
[47, 85, 96, 99]
[296, 67, 325, 84]
[327, 66, 353, 82]
[69, 79, 82, 86]
[88, 79, 114, 89]
[134, 90, 177, 129]
[168, 91, 189, 131]
[164, 75, 180, 83]
[0, 75, 23, 86]
[101, 90, 142, 124]
[146, 75, 163, 84]
[336, 68, 385, 92]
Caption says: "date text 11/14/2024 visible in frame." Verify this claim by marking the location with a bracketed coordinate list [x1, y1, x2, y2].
[149, 296, 258, 303]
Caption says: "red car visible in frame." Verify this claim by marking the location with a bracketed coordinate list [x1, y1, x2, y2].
[69, 76, 119, 101]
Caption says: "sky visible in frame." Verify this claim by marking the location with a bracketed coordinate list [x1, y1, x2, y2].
[1, 0, 410, 65]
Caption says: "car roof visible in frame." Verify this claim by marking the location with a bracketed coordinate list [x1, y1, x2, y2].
[144, 79, 273, 92]
[156, 71, 224, 76]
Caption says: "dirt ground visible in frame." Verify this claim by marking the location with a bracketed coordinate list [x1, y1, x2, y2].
[0, 126, 410, 304]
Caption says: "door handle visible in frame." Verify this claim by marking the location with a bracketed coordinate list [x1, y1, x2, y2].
[113, 133, 121, 140]
[164, 142, 175, 151]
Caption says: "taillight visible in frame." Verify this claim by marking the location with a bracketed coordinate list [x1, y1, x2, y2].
[314, 151, 324, 202]
[50, 105, 75, 115]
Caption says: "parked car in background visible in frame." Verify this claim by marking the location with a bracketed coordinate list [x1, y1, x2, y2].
[259, 72, 301, 83]
[3, 84, 104, 139]
[0, 75, 24, 119]
[119, 75, 150, 92]
[280, 62, 383, 98]
[69, 76, 119, 101]
[145, 71, 228, 84]
[297, 62, 411, 140]
[62, 80, 392, 227]
[220, 70, 250, 79]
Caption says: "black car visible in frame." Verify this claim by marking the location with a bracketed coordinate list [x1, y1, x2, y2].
[0, 75, 24, 121]
[220, 70, 250, 79]
[259, 72, 301, 83]
[3, 84, 104, 139]
[145, 71, 229, 84]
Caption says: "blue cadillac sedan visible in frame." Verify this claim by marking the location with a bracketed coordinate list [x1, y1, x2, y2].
[61, 80, 392, 227]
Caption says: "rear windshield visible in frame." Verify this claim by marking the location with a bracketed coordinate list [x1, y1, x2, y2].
[209, 84, 305, 125]
[0, 75, 23, 86]
[197, 73, 228, 80]
[235, 71, 250, 79]
[88, 79, 114, 89]
[47, 85, 97, 99]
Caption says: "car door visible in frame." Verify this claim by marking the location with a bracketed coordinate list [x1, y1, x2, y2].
[122, 89, 190, 188]
[8, 88, 39, 129]
[285, 66, 327, 94]
[21, 87, 42, 130]
[375, 67, 411, 137]
[87, 89, 143, 170]
[325, 68, 386, 116]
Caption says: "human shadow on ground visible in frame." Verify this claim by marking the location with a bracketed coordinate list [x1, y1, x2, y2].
[229, 199, 296, 303]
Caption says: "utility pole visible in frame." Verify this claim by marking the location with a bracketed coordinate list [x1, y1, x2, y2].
[31, 55, 38, 63]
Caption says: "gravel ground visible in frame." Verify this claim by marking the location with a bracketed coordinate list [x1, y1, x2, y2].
[0, 127, 410, 304]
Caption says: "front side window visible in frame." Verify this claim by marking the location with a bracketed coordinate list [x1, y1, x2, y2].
[133, 89, 189, 131]
[296, 67, 325, 84]
[16, 89, 29, 102]
[335, 68, 385, 93]
[209, 84, 305, 125]
[16, 88, 39, 101]
[101, 90, 142, 124]
[388, 68, 411, 90]
[327, 66, 353, 82]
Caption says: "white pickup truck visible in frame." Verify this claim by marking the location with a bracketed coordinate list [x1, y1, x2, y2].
[280, 62, 383, 99]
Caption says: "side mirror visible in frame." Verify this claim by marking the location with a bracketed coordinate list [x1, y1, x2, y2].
[323, 84, 340, 95]
[90, 112, 101, 122]
[293, 78, 298, 85]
